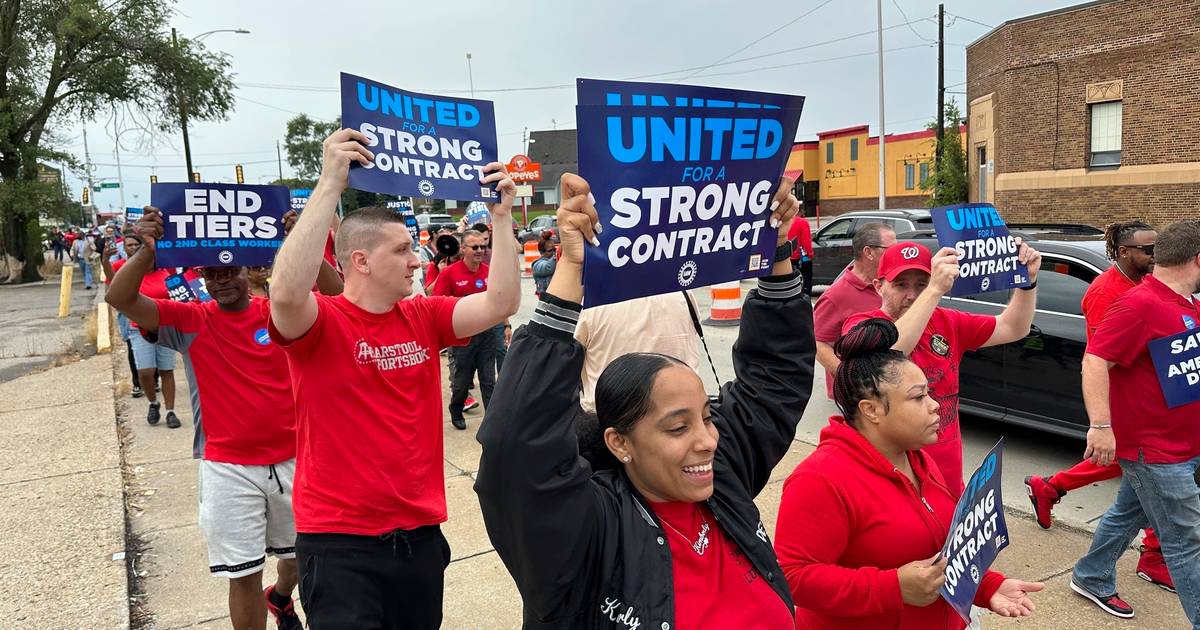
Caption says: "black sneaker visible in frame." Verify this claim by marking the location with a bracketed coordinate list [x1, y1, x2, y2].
[131, 386, 144, 399]
[451, 416, 467, 430]
[165, 412, 181, 429]
[147, 402, 161, 425]
[1070, 579, 1134, 618]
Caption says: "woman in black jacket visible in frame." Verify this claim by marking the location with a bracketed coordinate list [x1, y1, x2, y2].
[475, 173, 816, 630]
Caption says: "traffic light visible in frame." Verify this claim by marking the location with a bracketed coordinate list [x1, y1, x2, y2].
[235, 164, 244, 184]
[150, 175, 158, 184]
[81, 187, 89, 205]
[192, 172, 201, 183]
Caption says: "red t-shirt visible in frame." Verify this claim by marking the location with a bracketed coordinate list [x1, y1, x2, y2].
[109, 258, 174, 299]
[649, 501, 795, 630]
[431, 260, 488, 298]
[788, 220, 813, 261]
[814, 265, 882, 398]
[844, 307, 996, 496]
[1086, 275, 1200, 464]
[154, 297, 295, 465]
[268, 293, 467, 534]
[1081, 266, 1138, 339]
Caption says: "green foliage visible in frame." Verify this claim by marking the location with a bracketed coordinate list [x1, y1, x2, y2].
[284, 114, 340, 182]
[0, 0, 236, 282]
[922, 99, 969, 207]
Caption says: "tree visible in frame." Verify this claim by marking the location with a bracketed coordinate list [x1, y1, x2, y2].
[922, 99, 969, 207]
[0, 0, 236, 282]
[284, 114, 339, 182]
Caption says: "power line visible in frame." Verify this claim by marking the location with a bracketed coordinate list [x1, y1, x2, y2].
[237, 94, 304, 115]
[891, 0, 936, 42]
[945, 12, 994, 29]
[673, 44, 931, 81]
[675, 0, 836, 80]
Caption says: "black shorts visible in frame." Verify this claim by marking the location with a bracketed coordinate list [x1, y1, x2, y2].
[296, 525, 451, 630]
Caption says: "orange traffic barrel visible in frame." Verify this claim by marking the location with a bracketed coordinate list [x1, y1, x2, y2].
[702, 281, 742, 326]
[523, 241, 538, 277]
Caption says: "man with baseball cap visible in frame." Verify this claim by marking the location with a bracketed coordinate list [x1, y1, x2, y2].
[843, 240, 1041, 496]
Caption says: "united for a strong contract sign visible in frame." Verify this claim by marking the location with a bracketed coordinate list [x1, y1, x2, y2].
[151, 183, 289, 269]
[576, 78, 804, 307]
[931, 203, 1032, 297]
[939, 439, 1010, 621]
[341, 72, 498, 203]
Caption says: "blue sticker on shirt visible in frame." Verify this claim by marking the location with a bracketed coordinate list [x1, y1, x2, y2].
[475, 279, 485, 289]
[254, 328, 271, 346]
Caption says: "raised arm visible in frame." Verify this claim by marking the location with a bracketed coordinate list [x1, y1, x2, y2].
[474, 176, 603, 621]
[713, 179, 814, 497]
[270, 129, 372, 340]
[104, 209, 164, 333]
[892, 247, 958, 355]
[450, 164, 521, 338]
[281, 209, 343, 297]
[983, 238, 1041, 347]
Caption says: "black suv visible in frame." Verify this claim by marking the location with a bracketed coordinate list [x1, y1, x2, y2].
[900, 230, 1109, 439]
[810, 209, 933, 286]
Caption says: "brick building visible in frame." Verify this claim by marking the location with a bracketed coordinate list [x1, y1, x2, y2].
[966, 0, 1200, 227]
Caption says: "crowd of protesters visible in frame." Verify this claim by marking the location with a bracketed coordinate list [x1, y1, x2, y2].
[96, 124, 1200, 630]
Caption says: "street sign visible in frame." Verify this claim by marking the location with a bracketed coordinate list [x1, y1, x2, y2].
[100, 182, 120, 189]
[507, 154, 542, 183]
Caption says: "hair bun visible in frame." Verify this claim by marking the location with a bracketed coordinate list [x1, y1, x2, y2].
[834, 318, 900, 361]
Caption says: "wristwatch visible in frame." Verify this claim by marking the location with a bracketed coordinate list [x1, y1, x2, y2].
[774, 238, 796, 263]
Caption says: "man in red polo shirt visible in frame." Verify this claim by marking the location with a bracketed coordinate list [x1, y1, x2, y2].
[1024, 220, 1173, 590]
[844, 240, 1041, 496]
[267, 128, 520, 630]
[432, 229, 501, 429]
[813, 222, 895, 398]
[104, 206, 346, 630]
[1071, 220, 1200, 623]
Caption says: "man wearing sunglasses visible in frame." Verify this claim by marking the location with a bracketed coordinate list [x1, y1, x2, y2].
[1025, 220, 1171, 594]
[106, 209, 342, 630]
[432, 229, 498, 429]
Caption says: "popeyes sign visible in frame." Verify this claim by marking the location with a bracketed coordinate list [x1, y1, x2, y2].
[507, 154, 542, 183]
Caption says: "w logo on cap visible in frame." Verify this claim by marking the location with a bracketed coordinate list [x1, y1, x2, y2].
[901, 246, 920, 260]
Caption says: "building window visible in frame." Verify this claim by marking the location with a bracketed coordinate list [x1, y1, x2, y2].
[826, 142, 834, 163]
[904, 163, 915, 190]
[850, 138, 858, 161]
[1090, 101, 1122, 166]
[919, 162, 929, 186]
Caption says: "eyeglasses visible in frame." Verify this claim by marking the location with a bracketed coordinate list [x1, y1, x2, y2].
[462, 245, 485, 251]
[199, 267, 242, 281]
[1126, 244, 1155, 255]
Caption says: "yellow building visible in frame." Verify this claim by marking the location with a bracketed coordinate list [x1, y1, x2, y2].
[784, 123, 968, 216]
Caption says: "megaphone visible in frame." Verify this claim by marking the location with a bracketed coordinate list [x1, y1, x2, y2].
[435, 234, 460, 259]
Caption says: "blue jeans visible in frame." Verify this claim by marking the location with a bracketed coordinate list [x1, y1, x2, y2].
[1073, 455, 1200, 626]
[77, 259, 93, 287]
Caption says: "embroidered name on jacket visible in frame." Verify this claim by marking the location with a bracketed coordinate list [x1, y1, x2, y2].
[354, 339, 431, 371]
[600, 597, 641, 630]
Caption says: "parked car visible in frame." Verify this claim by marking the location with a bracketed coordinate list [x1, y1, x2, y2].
[810, 209, 934, 286]
[416, 213, 455, 233]
[518, 214, 558, 243]
[899, 232, 1110, 439]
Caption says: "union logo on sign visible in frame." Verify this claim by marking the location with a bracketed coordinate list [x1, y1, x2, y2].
[901, 246, 919, 260]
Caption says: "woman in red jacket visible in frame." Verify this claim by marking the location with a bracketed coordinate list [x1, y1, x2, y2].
[774, 318, 1043, 629]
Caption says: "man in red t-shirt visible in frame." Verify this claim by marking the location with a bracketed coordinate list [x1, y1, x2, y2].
[267, 128, 520, 630]
[432, 229, 498, 429]
[1071, 220, 1200, 622]
[813, 222, 896, 398]
[104, 206, 345, 630]
[1024, 221, 1174, 589]
[844, 240, 1041, 496]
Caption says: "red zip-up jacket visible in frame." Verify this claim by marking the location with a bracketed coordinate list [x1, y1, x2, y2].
[775, 417, 1004, 629]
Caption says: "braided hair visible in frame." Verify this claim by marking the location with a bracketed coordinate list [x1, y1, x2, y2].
[1103, 220, 1153, 261]
[832, 318, 911, 425]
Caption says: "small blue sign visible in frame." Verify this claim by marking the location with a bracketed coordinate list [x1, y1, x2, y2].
[126, 207, 144, 224]
[385, 199, 418, 241]
[290, 188, 311, 213]
[340, 72, 498, 203]
[465, 202, 491, 226]
[931, 203, 1032, 297]
[186, 276, 213, 302]
[575, 78, 804, 308]
[939, 439, 1010, 622]
[151, 183, 289, 269]
[164, 272, 196, 303]
[1149, 328, 1200, 408]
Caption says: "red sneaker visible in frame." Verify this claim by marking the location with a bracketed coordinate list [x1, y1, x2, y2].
[1024, 475, 1064, 530]
[464, 396, 480, 411]
[1136, 548, 1176, 593]
[1070, 579, 1135, 619]
[264, 585, 303, 630]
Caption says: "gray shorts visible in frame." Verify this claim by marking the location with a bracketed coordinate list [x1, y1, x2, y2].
[198, 459, 296, 578]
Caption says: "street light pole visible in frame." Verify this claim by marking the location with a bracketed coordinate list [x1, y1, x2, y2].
[876, 0, 887, 211]
[466, 53, 475, 98]
[171, 28, 249, 182]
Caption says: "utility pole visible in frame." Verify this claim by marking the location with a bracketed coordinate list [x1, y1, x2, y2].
[82, 126, 96, 227]
[172, 28, 194, 182]
[466, 53, 475, 98]
[112, 111, 127, 212]
[276, 140, 285, 182]
[876, 0, 887, 211]
[936, 3, 945, 165]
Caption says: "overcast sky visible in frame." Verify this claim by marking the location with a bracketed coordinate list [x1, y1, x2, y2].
[62, 0, 1080, 216]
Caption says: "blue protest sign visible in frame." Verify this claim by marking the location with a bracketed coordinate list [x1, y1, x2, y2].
[340, 72, 498, 202]
[290, 188, 311, 213]
[126, 207, 144, 224]
[150, 183, 289, 269]
[385, 199, 419, 241]
[931, 203, 1032, 297]
[164, 272, 196, 302]
[187, 276, 213, 302]
[939, 439, 1010, 622]
[1149, 328, 1200, 408]
[575, 79, 804, 307]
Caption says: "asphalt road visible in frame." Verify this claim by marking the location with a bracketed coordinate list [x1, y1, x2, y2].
[508, 275, 1122, 532]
